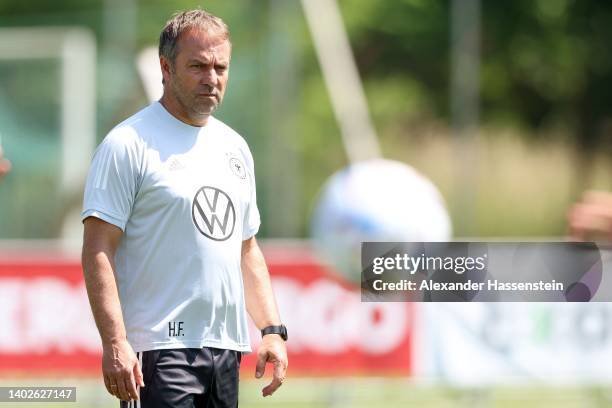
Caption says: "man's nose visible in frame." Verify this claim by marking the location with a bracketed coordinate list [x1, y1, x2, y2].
[201, 67, 217, 86]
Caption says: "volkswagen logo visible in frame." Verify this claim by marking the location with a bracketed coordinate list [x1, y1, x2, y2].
[192, 186, 236, 241]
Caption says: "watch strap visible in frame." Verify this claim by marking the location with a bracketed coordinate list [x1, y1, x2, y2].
[261, 324, 288, 341]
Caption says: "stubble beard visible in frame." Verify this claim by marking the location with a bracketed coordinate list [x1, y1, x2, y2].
[170, 75, 219, 120]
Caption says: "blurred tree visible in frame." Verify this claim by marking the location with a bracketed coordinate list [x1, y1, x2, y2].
[340, 0, 612, 190]
[481, 0, 612, 193]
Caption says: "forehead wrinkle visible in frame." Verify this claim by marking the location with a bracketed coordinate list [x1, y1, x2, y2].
[180, 29, 230, 51]
[178, 35, 231, 65]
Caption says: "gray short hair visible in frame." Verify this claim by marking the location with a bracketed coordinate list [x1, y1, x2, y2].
[159, 8, 230, 65]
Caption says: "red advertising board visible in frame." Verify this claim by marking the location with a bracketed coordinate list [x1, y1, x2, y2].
[0, 245, 412, 376]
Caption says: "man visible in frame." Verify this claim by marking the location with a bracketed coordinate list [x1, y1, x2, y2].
[0, 140, 10, 182]
[81, 9, 287, 407]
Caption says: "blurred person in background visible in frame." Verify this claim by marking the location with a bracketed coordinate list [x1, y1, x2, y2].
[81, 8, 287, 407]
[0, 154, 9, 182]
[568, 191, 612, 241]
[0, 139, 10, 182]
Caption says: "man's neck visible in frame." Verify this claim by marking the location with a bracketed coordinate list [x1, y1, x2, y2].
[159, 94, 209, 127]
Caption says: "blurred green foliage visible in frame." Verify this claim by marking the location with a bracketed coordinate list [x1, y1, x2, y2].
[342, 0, 612, 144]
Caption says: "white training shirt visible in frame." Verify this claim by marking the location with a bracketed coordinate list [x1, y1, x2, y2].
[82, 101, 260, 353]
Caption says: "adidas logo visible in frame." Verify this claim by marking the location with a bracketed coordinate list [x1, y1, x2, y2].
[168, 157, 185, 171]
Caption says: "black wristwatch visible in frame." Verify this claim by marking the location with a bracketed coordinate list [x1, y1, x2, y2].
[261, 324, 288, 341]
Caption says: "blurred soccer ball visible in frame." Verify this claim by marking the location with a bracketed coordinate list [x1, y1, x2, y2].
[311, 159, 452, 284]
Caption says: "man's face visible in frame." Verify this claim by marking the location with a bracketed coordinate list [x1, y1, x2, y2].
[163, 28, 231, 120]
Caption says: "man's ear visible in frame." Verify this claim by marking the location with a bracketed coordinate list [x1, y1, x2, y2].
[160, 55, 172, 85]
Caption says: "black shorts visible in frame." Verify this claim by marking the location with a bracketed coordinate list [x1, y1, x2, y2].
[120, 347, 241, 408]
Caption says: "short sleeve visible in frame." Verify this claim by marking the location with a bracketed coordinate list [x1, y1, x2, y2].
[81, 130, 140, 231]
[242, 148, 261, 240]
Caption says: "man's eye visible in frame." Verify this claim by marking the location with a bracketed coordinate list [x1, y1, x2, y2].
[216, 66, 227, 71]
[191, 64, 202, 68]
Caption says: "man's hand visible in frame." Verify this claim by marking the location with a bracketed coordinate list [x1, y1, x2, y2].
[255, 334, 288, 397]
[568, 191, 612, 241]
[102, 339, 144, 401]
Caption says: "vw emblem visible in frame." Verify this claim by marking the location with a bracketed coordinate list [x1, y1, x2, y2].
[192, 186, 236, 241]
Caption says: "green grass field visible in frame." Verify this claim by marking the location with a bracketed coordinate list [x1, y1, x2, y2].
[2, 378, 612, 407]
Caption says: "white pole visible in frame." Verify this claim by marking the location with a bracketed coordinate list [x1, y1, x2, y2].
[61, 29, 97, 194]
[300, 0, 382, 164]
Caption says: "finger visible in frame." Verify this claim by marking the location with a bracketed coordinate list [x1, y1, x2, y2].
[274, 356, 287, 381]
[108, 380, 120, 399]
[126, 368, 139, 401]
[103, 374, 114, 396]
[262, 376, 283, 397]
[116, 375, 131, 402]
[134, 359, 145, 388]
[262, 360, 285, 397]
[106, 374, 120, 399]
[255, 352, 267, 379]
